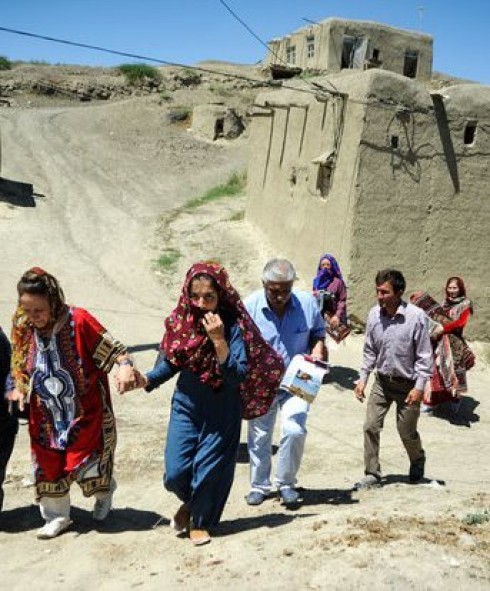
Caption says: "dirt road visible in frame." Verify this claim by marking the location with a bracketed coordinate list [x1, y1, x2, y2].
[0, 98, 489, 591]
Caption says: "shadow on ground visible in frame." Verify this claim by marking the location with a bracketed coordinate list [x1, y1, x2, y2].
[72, 506, 166, 534]
[327, 365, 359, 391]
[127, 342, 160, 354]
[298, 486, 359, 507]
[216, 511, 312, 536]
[429, 396, 480, 428]
[0, 504, 165, 535]
[382, 474, 446, 488]
[0, 177, 37, 207]
[0, 504, 40, 532]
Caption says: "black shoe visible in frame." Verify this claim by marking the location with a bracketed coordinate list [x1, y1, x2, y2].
[409, 455, 426, 483]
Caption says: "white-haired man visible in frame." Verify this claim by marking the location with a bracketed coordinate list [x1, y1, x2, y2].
[245, 258, 326, 506]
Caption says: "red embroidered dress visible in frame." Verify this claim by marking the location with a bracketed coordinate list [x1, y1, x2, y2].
[22, 307, 123, 499]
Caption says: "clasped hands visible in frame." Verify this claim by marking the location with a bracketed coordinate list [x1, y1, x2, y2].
[115, 364, 147, 394]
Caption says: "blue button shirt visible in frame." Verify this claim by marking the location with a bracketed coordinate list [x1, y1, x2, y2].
[245, 289, 325, 368]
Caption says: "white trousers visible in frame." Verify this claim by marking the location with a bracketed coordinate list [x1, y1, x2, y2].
[39, 484, 114, 523]
[40, 494, 71, 524]
[247, 390, 309, 493]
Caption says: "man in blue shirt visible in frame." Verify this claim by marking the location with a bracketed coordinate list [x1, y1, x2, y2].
[245, 259, 326, 506]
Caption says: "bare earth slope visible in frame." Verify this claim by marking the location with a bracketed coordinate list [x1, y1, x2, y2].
[0, 93, 489, 591]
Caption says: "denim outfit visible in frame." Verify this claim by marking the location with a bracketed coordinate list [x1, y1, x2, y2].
[245, 290, 325, 494]
[145, 322, 247, 529]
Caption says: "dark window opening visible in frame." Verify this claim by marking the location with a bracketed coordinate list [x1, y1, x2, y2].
[403, 50, 419, 78]
[365, 47, 382, 69]
[390, 135, 399, 149]
[464, 122, 477, 145]
[317, 164, 332, 197]
[341, 36, 357, 69]
[214, 118, 224, 140]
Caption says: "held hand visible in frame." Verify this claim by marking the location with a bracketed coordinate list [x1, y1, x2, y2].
[134, 370, 148, 390]
[7, 388, 27, 411]
[354, 381, 366, 403]
[202, 312, 225, 343]
[329, 315, 340, 329]
[405, 388, 423, 406]
[115, 364, 137, 394]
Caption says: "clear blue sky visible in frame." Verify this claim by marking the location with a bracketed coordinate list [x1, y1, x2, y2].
[1, 0, 489, 84]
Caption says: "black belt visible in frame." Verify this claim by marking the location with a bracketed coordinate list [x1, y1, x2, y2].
[377, 373, 415, 385]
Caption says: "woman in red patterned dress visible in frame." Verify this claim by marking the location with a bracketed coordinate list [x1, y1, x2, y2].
[7, 268, 136, 539]
[412, 277, 474, 417]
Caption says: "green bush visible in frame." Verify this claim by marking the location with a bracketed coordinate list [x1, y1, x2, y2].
[462, 510, 490, 526]
[117, 63, 161, 85]
[155, 249, 181, 270]
[0, 56, 12, 71]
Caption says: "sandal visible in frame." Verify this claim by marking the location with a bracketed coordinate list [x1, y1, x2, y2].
[170, 504, 190, 533]
[190, 528, 211, 546]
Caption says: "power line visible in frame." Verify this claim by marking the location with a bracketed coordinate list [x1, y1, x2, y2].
[0, 24, 339, 98]
[217, 0, 339, 94]
[1, 24, 460, 116]
[218, 0, 271, 56]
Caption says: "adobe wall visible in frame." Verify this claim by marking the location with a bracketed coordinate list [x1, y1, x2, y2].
[325, 19, 432, 80]
[347, 72, 437, 322]
[265, 18, 432, 82]
[246, 78, 366, 288]
[425, 84, 490, 338]
[349, 76, 490, 339]
[246, 71, 490, 339]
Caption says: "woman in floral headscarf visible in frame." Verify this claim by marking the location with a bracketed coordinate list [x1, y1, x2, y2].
[125, 261, 283, 546]
[7, 268, 136, 539]
[312, 253, 348, 329]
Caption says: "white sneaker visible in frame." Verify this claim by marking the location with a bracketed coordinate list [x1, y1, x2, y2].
[93, 480, 117, 521]
[37, 518, 72, 539]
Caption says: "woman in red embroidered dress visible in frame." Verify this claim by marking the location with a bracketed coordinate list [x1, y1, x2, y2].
[7, 268, 136, 539]
[412, 277, 474, 417]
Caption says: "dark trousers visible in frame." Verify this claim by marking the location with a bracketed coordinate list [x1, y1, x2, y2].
[0, 414, 18, 511]
[364, 375, 425, 479]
